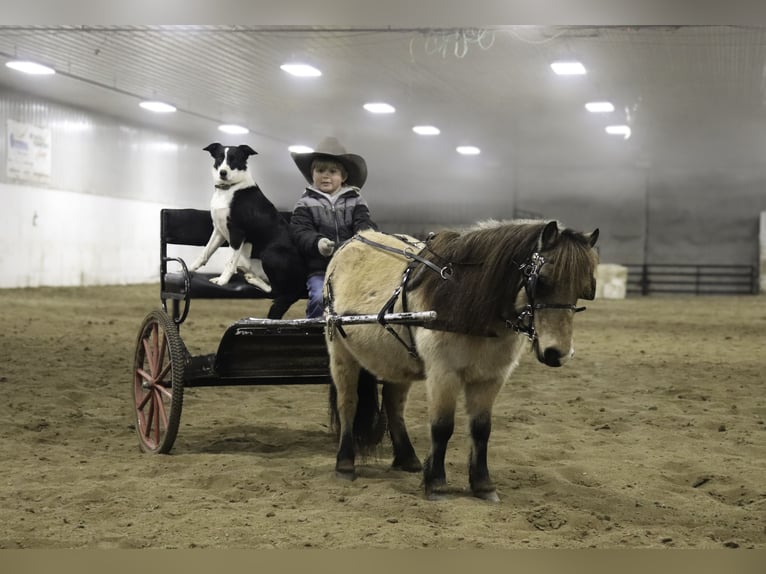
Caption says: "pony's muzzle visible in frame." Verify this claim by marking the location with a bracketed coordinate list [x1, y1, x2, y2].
[538, 345, 574, 367]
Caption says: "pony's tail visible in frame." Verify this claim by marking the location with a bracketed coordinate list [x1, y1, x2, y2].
[328, 368, 388, 457]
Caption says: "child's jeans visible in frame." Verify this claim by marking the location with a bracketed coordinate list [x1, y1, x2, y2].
[306, 273, 326, 318]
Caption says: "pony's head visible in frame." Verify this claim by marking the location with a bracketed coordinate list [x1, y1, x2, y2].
[416, 219, 599, 367]
[511, 220, 599, 366]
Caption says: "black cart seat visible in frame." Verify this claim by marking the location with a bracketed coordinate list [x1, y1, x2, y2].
[160, 208, 297, 324]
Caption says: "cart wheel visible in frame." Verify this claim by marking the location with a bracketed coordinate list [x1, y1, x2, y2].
[132, 309, 187, 454]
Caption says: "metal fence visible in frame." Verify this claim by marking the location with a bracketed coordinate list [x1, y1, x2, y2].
[623, 263, 759, 295]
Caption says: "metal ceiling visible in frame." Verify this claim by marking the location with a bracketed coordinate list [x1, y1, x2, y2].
[1, 25, 766, 221]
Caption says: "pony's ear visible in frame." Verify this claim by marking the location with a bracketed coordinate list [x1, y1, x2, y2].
[203, 143, 223, 156]
[539, 220, 559, 250]
[238, 144, 258, 157]
[587, 228, 600, 248]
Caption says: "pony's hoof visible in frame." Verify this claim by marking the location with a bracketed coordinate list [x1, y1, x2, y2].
[474, 490, 500, 503]
[424, 479, 448, 501]
[335, 458, 356, 481]
[334, 470, 356, 481]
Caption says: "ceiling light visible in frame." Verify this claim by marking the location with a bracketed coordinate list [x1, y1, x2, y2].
[280, 63, 322, 77]
[363, 102, 395, 114]
[5, 60, 55, 75]
[605, 125, 632, 139]
[218, 124, 249, 135]
[139, 101, 176, 113]
[412, 125, 440, 135]
[288, 145, 314, 153]
[550, 61, 586, 75]
[456, 146, 481, 155]
[585, 101, 614, 113]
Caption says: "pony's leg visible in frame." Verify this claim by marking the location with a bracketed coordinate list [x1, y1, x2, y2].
[328, 340, 361, 480]
[422, 377, 459, 500]
[464, 380, 504, 502]
[382, 383, 421, 472]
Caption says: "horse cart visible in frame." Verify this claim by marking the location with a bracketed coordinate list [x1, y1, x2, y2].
[131, 208, 434, 454]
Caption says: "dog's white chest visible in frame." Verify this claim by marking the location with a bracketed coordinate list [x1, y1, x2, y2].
[210, 188, 234, 238]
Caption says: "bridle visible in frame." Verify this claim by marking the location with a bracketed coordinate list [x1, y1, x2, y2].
[330, 234, 588, 356]
[505, 252, 587, 341]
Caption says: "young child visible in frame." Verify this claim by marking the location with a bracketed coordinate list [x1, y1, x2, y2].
[290, 137, 378, 318]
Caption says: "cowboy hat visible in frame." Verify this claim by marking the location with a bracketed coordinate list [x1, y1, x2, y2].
[291, 136, 368, 188]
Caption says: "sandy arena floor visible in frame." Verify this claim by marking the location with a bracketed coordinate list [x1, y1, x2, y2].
[0, 285, 764, 549]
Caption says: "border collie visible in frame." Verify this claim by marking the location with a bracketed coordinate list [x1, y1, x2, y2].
[189, 143, 307, 319]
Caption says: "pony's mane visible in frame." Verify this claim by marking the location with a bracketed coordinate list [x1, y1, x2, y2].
[549, 227, 600, 287]
[414, 220, 596, 334]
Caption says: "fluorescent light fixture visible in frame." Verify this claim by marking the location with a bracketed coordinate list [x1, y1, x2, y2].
[139, 101, 176, 113]
[412, 125, 440, 135]
[288, 145, 314, 153]
[280, 63, 322, 77]
[363, 102, 395, 114]
[218, 124, 249, 135]
[551, 61, 586, 75]
[5, 60, 55, 75]
[606, 125, 632, 139]
[456, 146, 481, 155]
[585, 101, 615, 113]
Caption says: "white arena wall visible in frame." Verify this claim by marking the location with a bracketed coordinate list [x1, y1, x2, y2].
[0, 183, 235, 288]
[0, 183, 160, 287]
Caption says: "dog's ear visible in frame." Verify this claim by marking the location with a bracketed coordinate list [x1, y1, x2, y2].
[238, 144, 258, 157]
[203, 143, 223, 156]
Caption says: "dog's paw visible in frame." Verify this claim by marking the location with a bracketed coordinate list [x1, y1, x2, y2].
[243, 274, 272, 293]
[209, 275, 230, 286]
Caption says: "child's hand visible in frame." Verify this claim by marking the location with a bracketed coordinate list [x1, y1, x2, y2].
[318, 237, 336, 256]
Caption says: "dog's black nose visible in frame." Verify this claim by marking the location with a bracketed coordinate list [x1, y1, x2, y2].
[219, 169, 228, 179]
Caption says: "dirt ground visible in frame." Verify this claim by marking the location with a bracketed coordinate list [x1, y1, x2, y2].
[0, 284, 764, 549]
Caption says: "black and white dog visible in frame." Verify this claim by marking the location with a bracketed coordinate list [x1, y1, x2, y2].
[189, 143, 307, 319]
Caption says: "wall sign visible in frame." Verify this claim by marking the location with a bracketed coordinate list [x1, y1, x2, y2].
[6, 119, 52, 183]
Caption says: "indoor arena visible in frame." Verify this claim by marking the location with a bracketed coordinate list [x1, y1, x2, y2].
[0, 23, 764, 551]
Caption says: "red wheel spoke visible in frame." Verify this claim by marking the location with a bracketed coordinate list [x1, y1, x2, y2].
[136, 367, 154, 383]
[149, 323, 160, 369]
[157, 362, 172, 383]
[143, 398, 154, 439]
[137, 387, 153, 410]
[157, 385, 173, 400]
[142, 338, 156, 375]
[155, 388, 169, 430]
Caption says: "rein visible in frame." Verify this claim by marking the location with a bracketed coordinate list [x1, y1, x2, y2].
[350, 233, 454, 360]
[353, 233, 454, 279]
[338, 233, 587, 355]
[505, 252, 587, 341]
